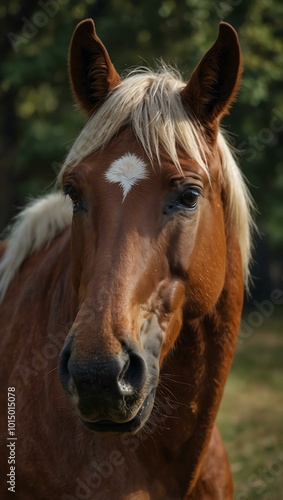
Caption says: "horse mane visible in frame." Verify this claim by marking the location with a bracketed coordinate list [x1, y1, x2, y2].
[0, 194, 72, 302]
[0, 66, 254, 304]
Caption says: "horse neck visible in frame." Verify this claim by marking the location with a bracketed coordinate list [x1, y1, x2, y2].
[12, 227, 77, 410]
[154, 230, 244, 489]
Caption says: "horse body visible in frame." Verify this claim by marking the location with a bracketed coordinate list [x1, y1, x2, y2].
[0, 19, 253, 499]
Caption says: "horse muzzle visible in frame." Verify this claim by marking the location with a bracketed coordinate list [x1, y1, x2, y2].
[58, 334, 161, 434]
[81, 388, 156, 434]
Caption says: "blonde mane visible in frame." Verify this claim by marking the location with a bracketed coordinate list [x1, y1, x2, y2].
[0, 66, 254, 302]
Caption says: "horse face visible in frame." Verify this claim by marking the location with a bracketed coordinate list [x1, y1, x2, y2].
[58, 128, 226, 433]
[58, 19, 241, 433]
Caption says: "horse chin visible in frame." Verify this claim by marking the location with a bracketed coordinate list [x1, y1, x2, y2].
[80, 388, 156, 435]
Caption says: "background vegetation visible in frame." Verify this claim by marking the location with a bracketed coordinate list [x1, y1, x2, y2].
[0, 1, 282, 497]
[218, 312, 283, 499]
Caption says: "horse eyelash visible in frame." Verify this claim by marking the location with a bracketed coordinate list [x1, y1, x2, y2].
[63, 184, 87, 213]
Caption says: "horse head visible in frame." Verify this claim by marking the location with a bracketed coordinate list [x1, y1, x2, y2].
[58, 19, 244, 434]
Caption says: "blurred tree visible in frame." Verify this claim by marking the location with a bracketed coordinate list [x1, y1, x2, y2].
[0, 0, 282, 290]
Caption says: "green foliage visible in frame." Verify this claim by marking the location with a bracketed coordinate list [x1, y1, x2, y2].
[218, 313, 283, 498]
[1, 0, 282, 248]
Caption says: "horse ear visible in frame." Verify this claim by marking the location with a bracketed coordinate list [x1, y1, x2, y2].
[181, 22, 242, 127]
[69, 19, 121, 115]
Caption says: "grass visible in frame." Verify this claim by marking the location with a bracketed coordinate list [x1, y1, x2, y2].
[217, 313, 283, 500]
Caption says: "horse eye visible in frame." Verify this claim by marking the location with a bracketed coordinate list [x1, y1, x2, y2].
[177, 188, 201, 210]
[63, 185, 83, 213]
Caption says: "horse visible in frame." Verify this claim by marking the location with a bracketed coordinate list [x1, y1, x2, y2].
[0, 19, 254, 499]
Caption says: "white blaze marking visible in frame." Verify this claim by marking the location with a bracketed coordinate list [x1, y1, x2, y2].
[105, 153, 149, 201]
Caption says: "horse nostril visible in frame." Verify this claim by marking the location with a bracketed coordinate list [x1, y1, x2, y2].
[58, 336, 73, 392]
[118, 349, 147, 396]
[58, 337, 147, 404]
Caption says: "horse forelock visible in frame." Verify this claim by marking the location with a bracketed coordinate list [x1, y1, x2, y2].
[0, 67, 255, 304]
[59, 66, 209, 180]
